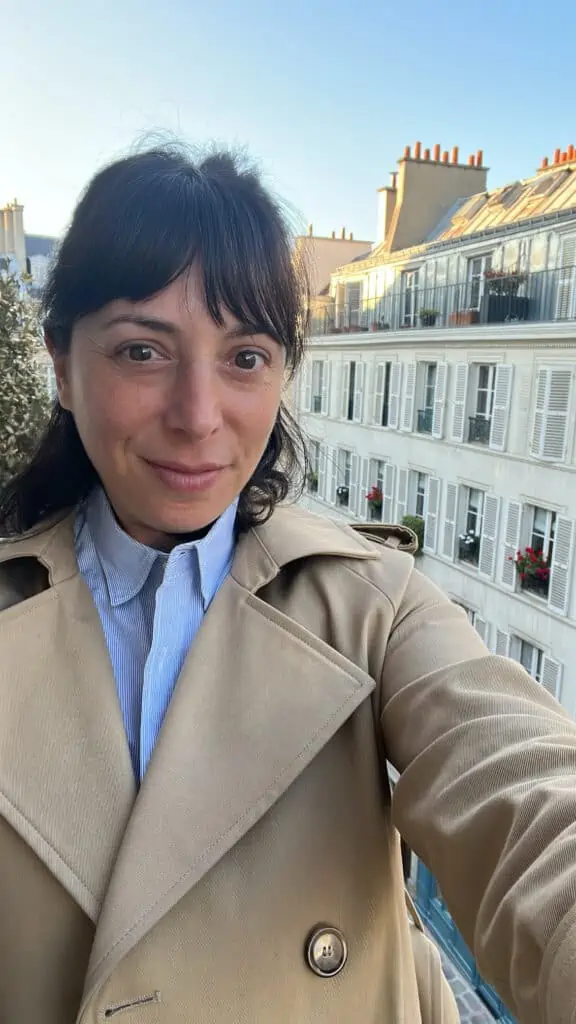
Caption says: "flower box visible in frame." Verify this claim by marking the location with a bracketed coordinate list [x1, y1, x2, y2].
[512, 546, 550, 598]
[449, 310, 479, 326]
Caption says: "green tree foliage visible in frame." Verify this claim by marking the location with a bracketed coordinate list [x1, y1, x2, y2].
[0, 265, 50, 488]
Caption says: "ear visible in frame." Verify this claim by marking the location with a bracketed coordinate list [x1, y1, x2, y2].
[44, 332, 72, 411]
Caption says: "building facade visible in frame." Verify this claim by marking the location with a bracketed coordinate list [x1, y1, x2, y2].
[294, 143, 576, 1020]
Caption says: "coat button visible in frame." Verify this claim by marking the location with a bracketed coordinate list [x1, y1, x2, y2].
[305, 926, 348, 977]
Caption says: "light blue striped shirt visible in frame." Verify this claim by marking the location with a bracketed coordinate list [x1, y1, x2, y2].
[75, 488, 237, 781]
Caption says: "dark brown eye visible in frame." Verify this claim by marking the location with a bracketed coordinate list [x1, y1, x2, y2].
[234, 350, 265, 371]
[122, 344, 156, 362]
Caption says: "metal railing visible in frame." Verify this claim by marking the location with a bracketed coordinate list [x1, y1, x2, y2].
[309, 265, 576, 336]
[468, 415, 491, 444]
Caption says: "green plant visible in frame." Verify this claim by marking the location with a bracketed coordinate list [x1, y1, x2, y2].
[0, 265, 50, 488]
[401, 514, 424, 556]
[418, 308, 440, 318]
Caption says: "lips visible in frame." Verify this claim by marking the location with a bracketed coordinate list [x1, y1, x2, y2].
[144, 459, 227, 493]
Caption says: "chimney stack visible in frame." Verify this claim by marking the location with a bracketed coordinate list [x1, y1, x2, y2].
[390, 171, 397, 189]
[451, 146, 459, 165]
[476, 150, 483, 167]
[442, 150, 449, 164]
[403, 145, 411, 160]
[432, 143, 441, 161]
[468, 154, 475, 166]
[541, 156, 549, 170]
[414, 141, 422, 160]
[341, 227, 346, 239]
[423, 148, 430, 161]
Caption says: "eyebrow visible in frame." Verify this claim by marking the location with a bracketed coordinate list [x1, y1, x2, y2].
[102, 313, 275, 341]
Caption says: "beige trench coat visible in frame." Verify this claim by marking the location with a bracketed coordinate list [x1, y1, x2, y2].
[1, 504, 576, 1024]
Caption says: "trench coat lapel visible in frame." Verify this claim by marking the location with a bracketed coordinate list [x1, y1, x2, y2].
[84, 508, 380, 1000]
[0, 517, 136, 923]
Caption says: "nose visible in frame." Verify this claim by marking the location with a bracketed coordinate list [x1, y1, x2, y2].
[164, 360, 223, 439]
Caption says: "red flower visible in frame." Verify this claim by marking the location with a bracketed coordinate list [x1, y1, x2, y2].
[521, 572, 526, 580]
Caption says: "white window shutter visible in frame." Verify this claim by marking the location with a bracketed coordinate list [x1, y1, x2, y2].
[451, 363, 469, 442]
[353, 362, 365, 422]
[359, 457, 370, 520]
[401, 363, 416, 432]
[555, 236, 576, 318]
[396, 467, 408, 521]
[494, 629, 510, 657]
[541, 656, 562, 700]
[317, 445, 327, 499]
[321, 360, 331, 416]
[432, 362, 448, 438]
[530, 368, 571, 461]
[549, 515, 574, 615]
[501, 500, 522, 589]
[340, 362, 350, 419]
[372, 363, 385, 425]
[489, 364, 514, 452]
[442, 483, 459, 560]
[302, 363, 312, 413]
[543, 370, 571, 461]
[474, 617, 489, 647]
[327, 447, 338, 504]
[530, 368, 548, 457]
[388, 362, 402, 429]
[349, 454, 360, 515]
[423, 477, 440, 553]
[478, 494, 501, 579]
[383, 463, 396, 523]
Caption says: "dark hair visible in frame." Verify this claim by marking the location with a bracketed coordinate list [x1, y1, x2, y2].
[0, 145, 309, 535]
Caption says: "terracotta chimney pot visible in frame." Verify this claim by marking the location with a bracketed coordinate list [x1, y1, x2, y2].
[423, 148, 430, 161]
[432, 143, 440, 161]
[451, 146, 459, 164]
[554, 148, 561, 164]
[476, 150, 483, 167]
[414, 141, 422, 159]
[442, 150, 449, 164]
[403, 145, 411, 159]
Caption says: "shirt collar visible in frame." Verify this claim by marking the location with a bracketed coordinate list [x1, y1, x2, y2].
[80, 488, 238, 609]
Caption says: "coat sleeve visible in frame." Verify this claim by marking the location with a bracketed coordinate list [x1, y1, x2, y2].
[381, 567, 576, 1024]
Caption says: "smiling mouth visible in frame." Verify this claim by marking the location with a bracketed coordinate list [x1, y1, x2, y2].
[144, 459, 226, 493]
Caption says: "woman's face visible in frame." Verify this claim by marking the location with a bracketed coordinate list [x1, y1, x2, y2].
[50, 269, 285, 547]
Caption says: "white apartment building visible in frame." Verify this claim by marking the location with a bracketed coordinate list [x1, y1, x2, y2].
[295, 140, 576, 721]
[296, 322, 576, 718]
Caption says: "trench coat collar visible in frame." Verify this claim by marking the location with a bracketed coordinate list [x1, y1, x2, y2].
[0, 504, 380, 1010]
[0, 502, 380, 593]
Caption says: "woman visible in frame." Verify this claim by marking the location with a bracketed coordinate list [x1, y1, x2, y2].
[0, 146, 575, 1024]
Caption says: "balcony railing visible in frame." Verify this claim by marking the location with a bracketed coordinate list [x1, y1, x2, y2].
[417, 408, 433, 434]
[468, 415, 491, 444]
[309, 265, 576, 336]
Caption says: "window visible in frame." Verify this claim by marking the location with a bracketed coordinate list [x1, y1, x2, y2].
[336, 448, 352, 508]
[467, 364, 496, 444]
[417, 363, 436, 434]
[311, 360, 324, 414]
[307, 440, 320, 493]
[345, 282, 363, 328]
[414, 472, 427, 519]
[381, 362, 392, 426]
[458, 487, 484, 566]
[346, 362, 356, 420]
[467, 253, 492, 309]
[402, 269, 420, 326]
[517, 506, 556, 598]
[516, 639, 543, 683]
[367, 458, 385, 521]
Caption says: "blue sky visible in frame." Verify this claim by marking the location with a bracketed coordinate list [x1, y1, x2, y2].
[3, 0, 575, 240]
